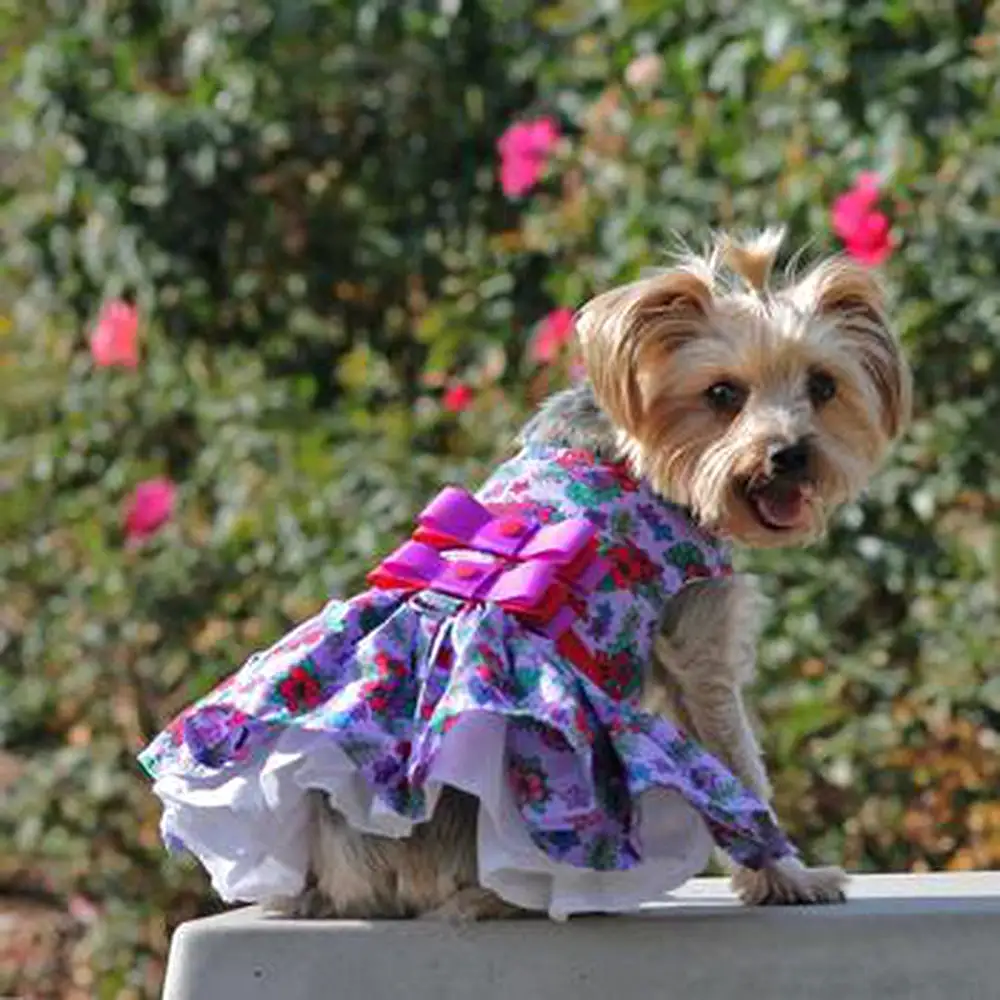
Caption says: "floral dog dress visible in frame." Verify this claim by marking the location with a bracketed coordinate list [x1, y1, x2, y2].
[140, 444, 794, 919]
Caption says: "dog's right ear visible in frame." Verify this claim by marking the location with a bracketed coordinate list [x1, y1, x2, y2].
[576, 270, 713, 433]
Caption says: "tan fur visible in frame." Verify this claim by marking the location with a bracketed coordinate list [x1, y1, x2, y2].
[649, 575, 845, 904]
[285, 231, 909, 919]
[576, 269, 713, 436]
[718, 226, 786, 292]
[269, 788, 524, 920]
[791, 256, 913, 439]
[578, 230, 910, 548]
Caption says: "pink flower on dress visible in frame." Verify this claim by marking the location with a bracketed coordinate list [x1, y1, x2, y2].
[278, 665, 323, 714]
[497, 117, 560, 198]
[90, 300, 140, 368]
[831, 173, 894, 266]
[510, 757, 550, 807]
[442, 383, 474, 413]
[124, 478, 177, 544]
[529, 307, 575, 363]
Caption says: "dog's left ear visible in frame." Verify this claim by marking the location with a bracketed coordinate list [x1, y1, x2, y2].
[575, 270, 714, 433]
[797, 259, 913, 439]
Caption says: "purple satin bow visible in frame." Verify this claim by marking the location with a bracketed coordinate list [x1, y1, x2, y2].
[367, 486, 607, 638]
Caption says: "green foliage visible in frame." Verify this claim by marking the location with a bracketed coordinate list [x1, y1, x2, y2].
[1, 0, 998, 995]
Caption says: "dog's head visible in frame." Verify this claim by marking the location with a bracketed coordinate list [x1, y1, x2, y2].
[576, 229, 912, 547]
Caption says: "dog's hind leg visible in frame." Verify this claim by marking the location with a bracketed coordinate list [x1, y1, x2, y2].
[277, 786, 496, 919]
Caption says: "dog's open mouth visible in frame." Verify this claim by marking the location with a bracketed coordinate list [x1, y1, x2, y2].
[746, 481, 813, 531]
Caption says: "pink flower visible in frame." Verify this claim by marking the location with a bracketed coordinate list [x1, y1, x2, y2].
[90, 300, 140, 368]
[497, 117, 560, 198]
[843, 212, 893, 265]
[831, 173, 894, 266]
[624, 53, 664, 90]
[442, 383, 474, 413]
[124, 478, 177, 544]
[529, 307, 575, 364]
[68, 895, 100, 925]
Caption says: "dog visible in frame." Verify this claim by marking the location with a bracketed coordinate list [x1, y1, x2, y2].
[281, 228, 911, 920]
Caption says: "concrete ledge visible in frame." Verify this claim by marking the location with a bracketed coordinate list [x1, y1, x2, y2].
[162, 872, 1000, 1000]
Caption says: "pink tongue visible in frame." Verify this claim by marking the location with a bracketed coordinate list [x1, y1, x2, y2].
[754, 485, 805, 528]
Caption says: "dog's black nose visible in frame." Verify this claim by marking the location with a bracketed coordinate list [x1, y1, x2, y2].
[768, 441, 810, 476]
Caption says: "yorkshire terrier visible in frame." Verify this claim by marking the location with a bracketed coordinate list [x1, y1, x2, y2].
[284, 228, 911, 919]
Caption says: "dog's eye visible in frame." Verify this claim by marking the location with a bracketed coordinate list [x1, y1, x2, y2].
[807, 370, 837, 407]
[704, 381, 748, 415]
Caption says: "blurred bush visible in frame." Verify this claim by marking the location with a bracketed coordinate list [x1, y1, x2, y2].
[1, 0, 997, 995]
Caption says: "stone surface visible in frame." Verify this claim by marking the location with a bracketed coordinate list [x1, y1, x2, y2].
[162, 872, 1000, 1000]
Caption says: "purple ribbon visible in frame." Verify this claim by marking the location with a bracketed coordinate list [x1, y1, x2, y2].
[369, 486, 608, 639]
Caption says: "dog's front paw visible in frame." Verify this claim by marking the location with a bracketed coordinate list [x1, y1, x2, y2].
[731, 856, 847, 906]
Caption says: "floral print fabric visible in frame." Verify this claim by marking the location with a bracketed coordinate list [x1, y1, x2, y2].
[140, 444, 794, 882]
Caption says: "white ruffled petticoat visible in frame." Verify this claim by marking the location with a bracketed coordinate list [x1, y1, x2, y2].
[154, 712, 714, 921]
